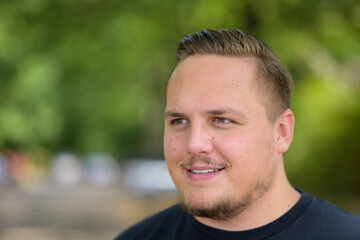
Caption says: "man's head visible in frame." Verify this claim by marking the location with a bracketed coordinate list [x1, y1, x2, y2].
[173, 29, 294, 123]
[164, 29, 295, 221]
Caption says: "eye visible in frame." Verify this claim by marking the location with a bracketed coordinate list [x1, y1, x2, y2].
[170, 118, 189, 126]
[213, 117, 231, 124]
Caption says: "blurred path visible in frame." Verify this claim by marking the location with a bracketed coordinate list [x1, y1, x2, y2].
[0, 184, 178, 240]
[0, 183, 358, 240]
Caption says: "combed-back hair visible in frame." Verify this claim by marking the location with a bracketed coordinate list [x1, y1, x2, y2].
[173, 29, 294, 122]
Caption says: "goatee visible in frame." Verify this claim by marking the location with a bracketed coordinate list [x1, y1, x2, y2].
[180, 194, 252, 221]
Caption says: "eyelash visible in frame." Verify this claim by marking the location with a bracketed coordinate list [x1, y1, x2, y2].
[169, 117, 233, 126]
[170, 118, 189, 126]
[212, 117, 231, 124]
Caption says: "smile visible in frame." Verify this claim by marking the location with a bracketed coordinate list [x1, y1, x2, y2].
[189, 169, 222, 174]
[185, 167, 225, 181]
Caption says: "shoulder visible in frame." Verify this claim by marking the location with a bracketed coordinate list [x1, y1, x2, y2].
[300, 193, 360, 239]
[114, 204, 186, 240]
[310, 196, 360, 223]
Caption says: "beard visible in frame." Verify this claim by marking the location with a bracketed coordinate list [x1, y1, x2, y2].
[179, 170, 275, 221]
[175, 152, 276, 221]
[180, 192, 252, 221]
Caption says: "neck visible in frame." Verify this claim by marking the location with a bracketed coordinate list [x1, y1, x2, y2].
[195, 163, 301, 231]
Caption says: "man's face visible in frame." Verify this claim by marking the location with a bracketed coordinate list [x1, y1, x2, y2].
[164, 55, 281, 220]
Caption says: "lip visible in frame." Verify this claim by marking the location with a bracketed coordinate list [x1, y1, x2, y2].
[185, 166, 225, 181]
[185, 165, 224, 171]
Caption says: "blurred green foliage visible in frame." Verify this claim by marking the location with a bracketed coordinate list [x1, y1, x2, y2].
[0, 0, 359, 195]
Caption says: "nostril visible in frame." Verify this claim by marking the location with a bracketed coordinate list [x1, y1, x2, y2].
[187, 137, 213, 155]
[186, 126, 214, 155]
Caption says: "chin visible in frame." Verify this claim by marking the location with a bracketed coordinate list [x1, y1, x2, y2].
[180, 188, 227, 208]
[180, 192, 247, 221]
[178, 185, 259, 221]
[184, 196, 215, 210]
[181, 187, 221, 207]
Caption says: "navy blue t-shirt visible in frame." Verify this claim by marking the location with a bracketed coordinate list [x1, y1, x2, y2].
[115, 191, 360, 240]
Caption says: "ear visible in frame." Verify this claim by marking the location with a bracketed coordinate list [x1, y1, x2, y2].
[275, 109, 295, 153]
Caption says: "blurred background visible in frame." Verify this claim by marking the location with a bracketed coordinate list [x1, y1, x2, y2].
[0, 0, 359, 239]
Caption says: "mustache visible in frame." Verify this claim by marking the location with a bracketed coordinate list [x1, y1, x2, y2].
[178, 156, 230, 168]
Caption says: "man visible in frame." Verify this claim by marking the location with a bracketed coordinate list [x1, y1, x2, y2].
[115, 29, 360, 239]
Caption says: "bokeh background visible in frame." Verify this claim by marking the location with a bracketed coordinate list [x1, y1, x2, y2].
[0, 0, 359, 239]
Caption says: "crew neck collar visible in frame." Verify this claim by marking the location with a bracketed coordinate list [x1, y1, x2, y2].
[190, 190, 314, 240]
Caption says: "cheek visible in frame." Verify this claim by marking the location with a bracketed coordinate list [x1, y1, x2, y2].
[215, 132, 250, 159]
[164, 134, 187, 186]
[164, 134, 185, 163]
[217, 131, 267, 171]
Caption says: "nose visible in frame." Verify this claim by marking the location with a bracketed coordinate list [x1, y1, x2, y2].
[186, 123, 214, 156]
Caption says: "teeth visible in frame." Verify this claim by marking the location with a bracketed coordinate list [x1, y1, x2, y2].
[190, 169, 220, 174]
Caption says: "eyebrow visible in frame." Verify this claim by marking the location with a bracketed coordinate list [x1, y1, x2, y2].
[164, 108, 246, 118]
[164, 111, 188, 118]
[206, 108, 246, 117]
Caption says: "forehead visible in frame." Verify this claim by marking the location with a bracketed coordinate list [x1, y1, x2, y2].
[166, 55, 261, 112]
[170, 55, 256, 87]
